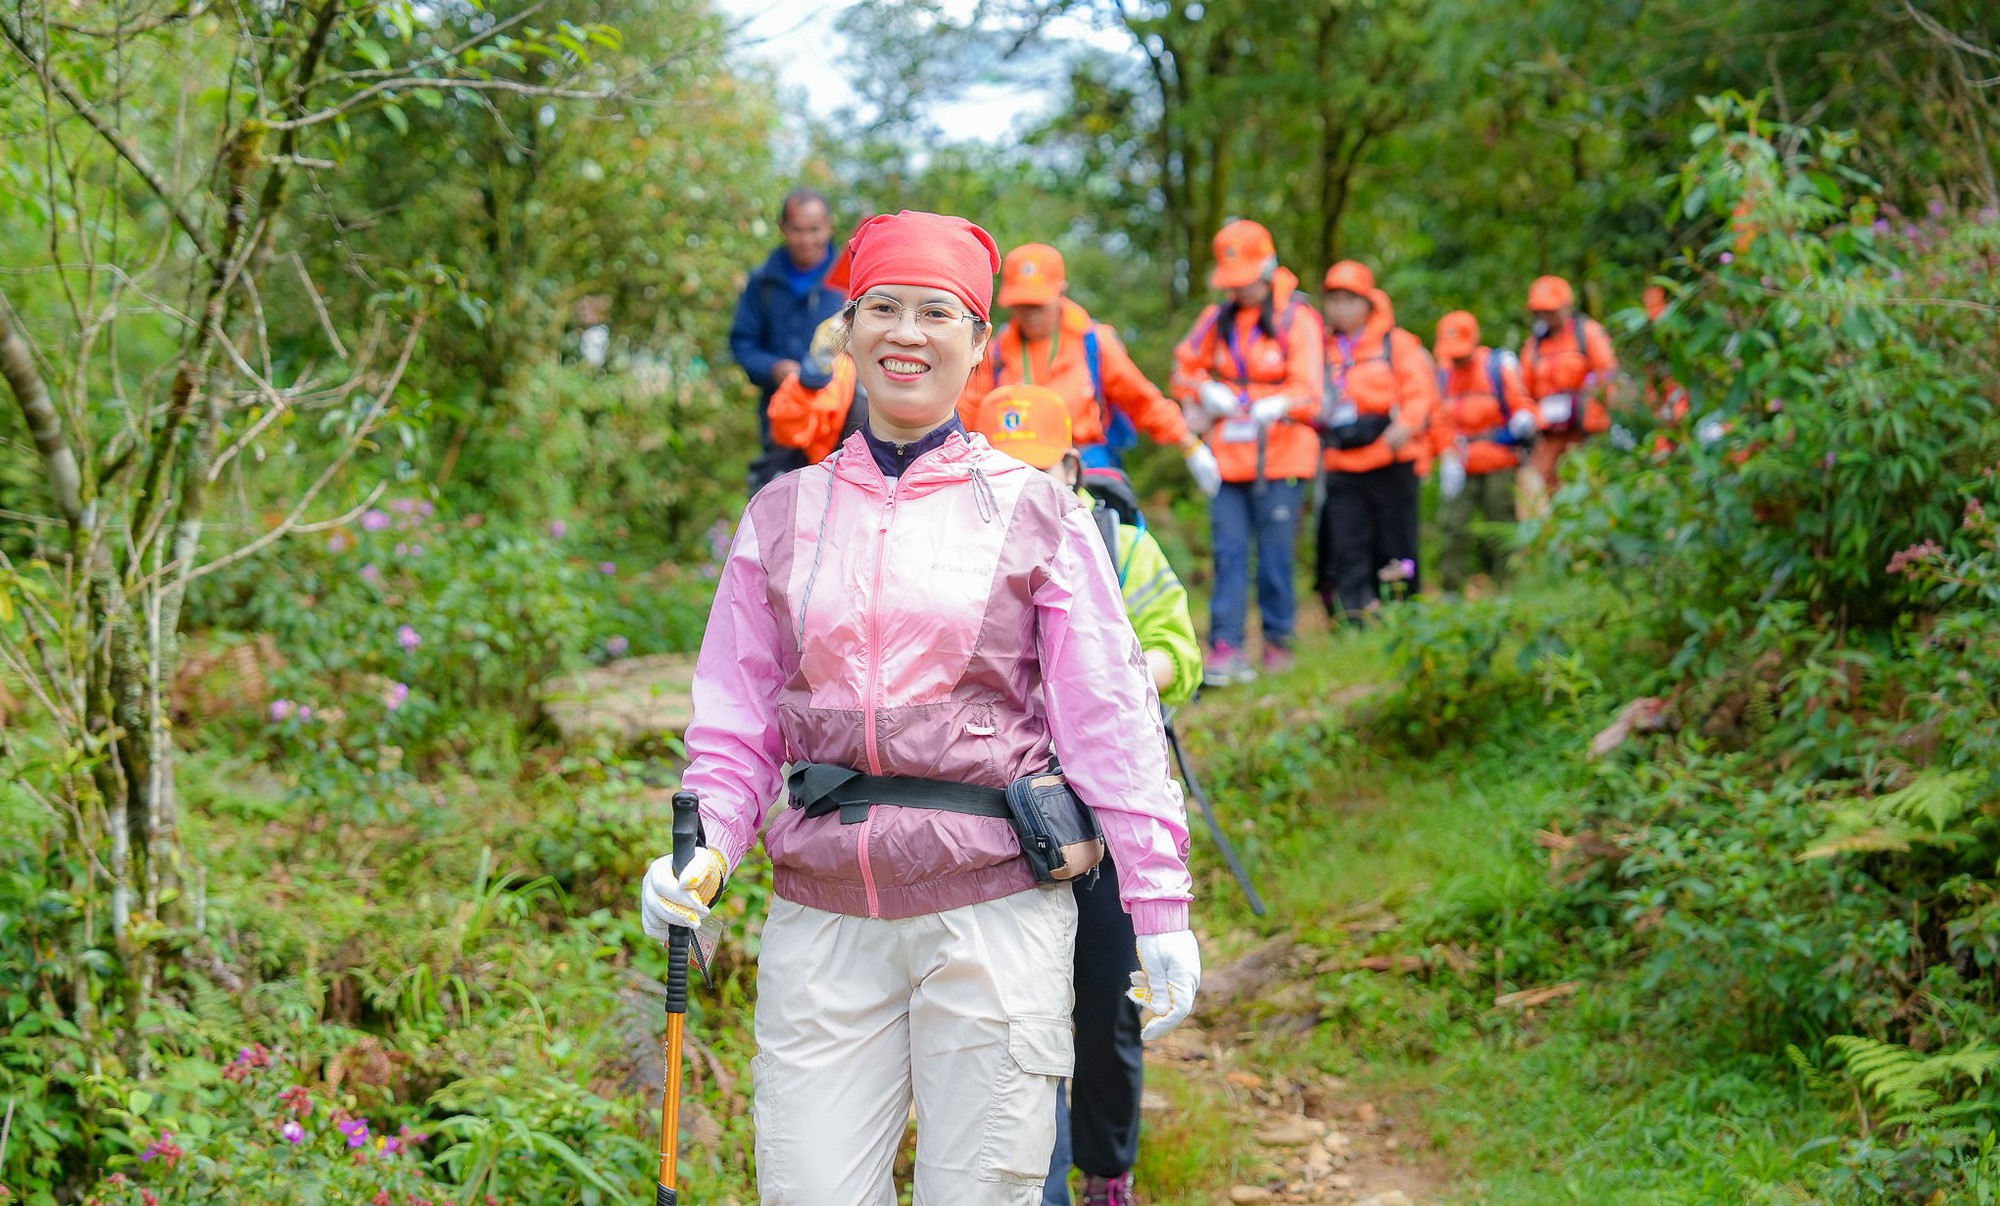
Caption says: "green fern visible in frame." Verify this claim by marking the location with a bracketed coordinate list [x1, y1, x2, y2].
[1798, 771, 1988, 861]
[1884, 770, 1983, 833]
[1828, 1034, 2000, 1126]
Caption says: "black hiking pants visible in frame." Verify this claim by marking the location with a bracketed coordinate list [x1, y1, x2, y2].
[1044, 846, 1144, 1196]
[1317, 460, 1421, 621]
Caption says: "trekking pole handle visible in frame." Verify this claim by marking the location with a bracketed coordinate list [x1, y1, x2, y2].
[667, 791, 701, 1017]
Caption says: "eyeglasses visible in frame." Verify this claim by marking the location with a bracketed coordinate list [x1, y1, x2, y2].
[849, 296, 978, 334]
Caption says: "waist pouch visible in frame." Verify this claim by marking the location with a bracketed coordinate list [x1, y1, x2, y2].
[1321, 412, 1394, 451]
[787, 762, 1104, 886]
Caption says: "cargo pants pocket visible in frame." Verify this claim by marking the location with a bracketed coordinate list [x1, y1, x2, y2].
[976, 1014, 1075, 1185]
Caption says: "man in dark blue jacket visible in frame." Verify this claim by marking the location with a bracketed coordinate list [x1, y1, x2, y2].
[730, 188, 845, 493]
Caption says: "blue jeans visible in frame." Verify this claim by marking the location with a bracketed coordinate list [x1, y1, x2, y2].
[1209, 478, 1306, 650]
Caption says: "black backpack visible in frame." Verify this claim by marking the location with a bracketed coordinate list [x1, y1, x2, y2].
[1081, 466, 1145, 586]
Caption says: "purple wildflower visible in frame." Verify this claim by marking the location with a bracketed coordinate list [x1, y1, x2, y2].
[328, 532, 352, 554]
[270, 699, 296, 722]
[361, 510, 391, 532]
[1928, 198, 1946, 217]
[1718, 251, 1734, 265]
[338, 1118, 370, 1149]
[394, 542, 409, 556]
[1872, 218, 1890, 234]
[390, 498, 418, 515]
[297, 705, 313, 723]
[360, 563, 382, 584]
[396, 625, 421, 652]
[549, 520, 568, 540]
[606, 635, 630, 658]
[282, 1121, 306, 1144]
[1823, 451, 1837, 470]
[598, 561, 617, 576]
[385, 682, 410, 711]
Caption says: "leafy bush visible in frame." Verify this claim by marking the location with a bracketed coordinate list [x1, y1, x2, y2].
[1550, 93, 2000, 637]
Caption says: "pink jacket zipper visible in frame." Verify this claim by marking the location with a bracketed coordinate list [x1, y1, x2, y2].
[859, 478, 898, 917]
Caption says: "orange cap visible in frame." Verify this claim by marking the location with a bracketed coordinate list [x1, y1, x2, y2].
[1322, 259, 1376, 296]
[998, 243, 1067, 307]
[972, 383, 1072, 470]
[1528, 275, 1574, 311]
[1434, 311, 1481, 361]
[1210, 220, 1277, 289]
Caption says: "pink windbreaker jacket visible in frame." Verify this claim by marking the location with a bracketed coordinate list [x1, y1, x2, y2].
[682, 428, 1194, 935]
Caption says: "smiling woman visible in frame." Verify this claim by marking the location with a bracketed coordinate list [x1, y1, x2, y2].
[638, 209, 1204, 1204]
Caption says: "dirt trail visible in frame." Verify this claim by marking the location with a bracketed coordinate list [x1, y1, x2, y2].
[1152, 939, 1451, 1206]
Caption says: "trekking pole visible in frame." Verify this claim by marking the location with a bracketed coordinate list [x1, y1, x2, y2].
[1164, 714, 1267, 917]
[656, 791, 702, 1205]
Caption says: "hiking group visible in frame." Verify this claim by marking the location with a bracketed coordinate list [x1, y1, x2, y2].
[644, 193, 1633, 1205]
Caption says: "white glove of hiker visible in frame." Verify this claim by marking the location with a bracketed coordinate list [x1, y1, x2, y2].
[1184, 443, 1222, 499]
[640, 847, 726, 940]
[1129, 930, 1202, 1041]
[1249, 394, 1294, 426]
[1507, 409, 1539, 441]
[1438, 454, 1467, 501]
[1197, 380, 1241, 418]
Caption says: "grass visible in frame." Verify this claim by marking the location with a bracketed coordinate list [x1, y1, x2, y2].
[1164, 603, 1854, 1204]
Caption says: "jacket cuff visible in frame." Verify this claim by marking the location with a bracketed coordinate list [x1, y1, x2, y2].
[1129, 900, 1191, 935]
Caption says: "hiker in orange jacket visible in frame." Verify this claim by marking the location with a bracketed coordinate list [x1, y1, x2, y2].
[1314, 260, 1439, 623]
[960, 244, 1222, 496]
[1430, 311, 1539, 593]
[767, 313, 867, 464]
[1171, 220, 1326, 684]
[1519, 275, 1618, 512]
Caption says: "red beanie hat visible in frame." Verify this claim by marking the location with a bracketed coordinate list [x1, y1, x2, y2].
[844, 210, 1003, 322]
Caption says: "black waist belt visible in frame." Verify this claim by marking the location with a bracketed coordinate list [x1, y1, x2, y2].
[787, 762, 1011, 826]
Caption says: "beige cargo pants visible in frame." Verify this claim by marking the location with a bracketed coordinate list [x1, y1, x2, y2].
[751, 888, 1079, 1205]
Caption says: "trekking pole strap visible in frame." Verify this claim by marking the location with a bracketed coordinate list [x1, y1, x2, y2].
[788, 762, 1012, 825]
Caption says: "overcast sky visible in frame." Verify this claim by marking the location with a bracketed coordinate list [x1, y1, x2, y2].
[711, 0, 1129, 145]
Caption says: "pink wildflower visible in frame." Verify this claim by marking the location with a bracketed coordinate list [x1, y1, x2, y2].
[141, 1132, 184, 1168]
[396, 625, 421, 652]
[279, 1084, 314, 1116]
[362, 510, 392, 532]
[269, 699, 295, 722]
[281, 1120, 305, 1144]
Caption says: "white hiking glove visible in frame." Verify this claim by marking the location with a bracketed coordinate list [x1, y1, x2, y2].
[1507, 409, 1539, 441]
[1197, 380, 1241, 418]
[1129, 930, 1202, 1041]
[1184, 443, 1222, 499]
[1249, 394, 1294, 426]
[640, 847, 726, 940]
[1438, 454, 1467, 501]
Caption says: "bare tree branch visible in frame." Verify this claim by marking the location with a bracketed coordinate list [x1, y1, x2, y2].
[0, 11, 217, 258]
[1904, 2, 2000, 86]
[0, 292, 82, 531]
[182, 317, 423, 584]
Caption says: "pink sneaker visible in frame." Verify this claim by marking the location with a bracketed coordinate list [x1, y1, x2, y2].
[1081, 1171, 1138, 1206]
[1262, 643, 1295, 675]
[1203, 641, 1256, 687]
